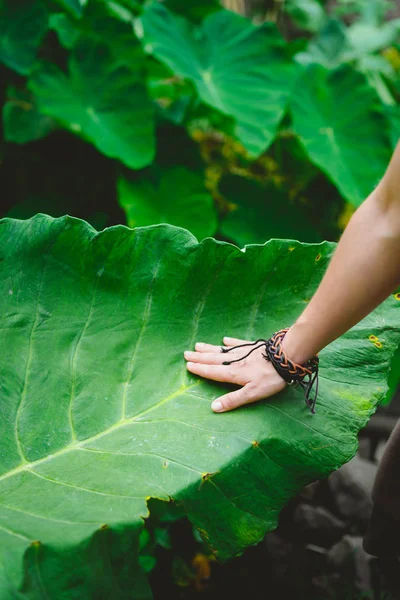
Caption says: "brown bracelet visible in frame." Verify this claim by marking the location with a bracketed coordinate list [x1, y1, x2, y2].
[221, 328, 319, 414]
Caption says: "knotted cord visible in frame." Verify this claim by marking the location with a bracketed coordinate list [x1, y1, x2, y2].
[221, 328, 319, 414]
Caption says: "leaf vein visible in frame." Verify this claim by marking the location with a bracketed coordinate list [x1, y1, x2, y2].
[29, 470, 143, 499]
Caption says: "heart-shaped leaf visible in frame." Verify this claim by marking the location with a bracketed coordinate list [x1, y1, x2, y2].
[290, 65, 392, 206]
[0, 0, 48, 75]
[28, 37, 155, 169]
[118, 167, 218, 240]
[1, 214, 398, 596]
[139, 5, 299, 156]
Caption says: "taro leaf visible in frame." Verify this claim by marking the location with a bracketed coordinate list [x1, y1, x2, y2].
[53, 0, 87, 19]
[0, 0, 48, 75]
[219, 176, 322, 246]
[3, 87, 56, 144]
[382, 342, 400, 405]
[48, 13, 80, 49]
[147, 60, 195, 125]
[346, 19, 400, 57]
[290, 65, 392, 206]
[28, 37, 155, 169]
[295, 19, 349, 69]
[284, 0, 326, 33]
[118, 167, 218, 240]
[49, 6, 145, 66]
[163, 0, 222, 23]
[1, 214, 399, 596]
[139, 5, 299, 156]
[385, 105, 400, 150]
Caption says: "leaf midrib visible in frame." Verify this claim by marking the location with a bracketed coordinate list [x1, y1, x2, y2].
[0, 381, 201, 485]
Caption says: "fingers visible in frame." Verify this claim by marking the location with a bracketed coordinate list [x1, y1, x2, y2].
[193, 337, 255, 354]
[186, 361, 246, 385]
[211, 383, 262, 413]
[194, 342, 228, 353]
[185, 351, 231, 365]
[223, 336, 254, 346]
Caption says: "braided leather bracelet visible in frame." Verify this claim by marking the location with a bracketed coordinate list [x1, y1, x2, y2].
[221, 328, 319, 414]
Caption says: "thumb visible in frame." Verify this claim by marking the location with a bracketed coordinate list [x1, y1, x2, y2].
[211, 383, 260, 413]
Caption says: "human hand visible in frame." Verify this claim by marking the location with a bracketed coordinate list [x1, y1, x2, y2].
[184, 336, 287, 413]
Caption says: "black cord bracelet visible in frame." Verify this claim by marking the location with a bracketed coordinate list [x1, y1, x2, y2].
[221, 328, 319, 414]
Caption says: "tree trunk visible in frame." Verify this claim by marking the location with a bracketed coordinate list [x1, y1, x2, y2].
[222, 0, 249, 16]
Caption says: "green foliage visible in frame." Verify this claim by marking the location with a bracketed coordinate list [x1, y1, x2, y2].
[1, 1, 400, 593]
[29, 37, 155, 168]
[1, 214, 399, 596]
[296, 0, 400, 104]
[0, 0, 48, 74]
[163, 0, 222, 23]
[219, 175, 321, 245]
[283, 0, 326, 33]
[140, 4, 299, 155]
[385, 104, 400, 149]
[118, 167, 218, 239]
[2, 0, 397, 234]
[53, 0, 87, 19]
[290, 65, 392, 206]
[3, 87, 56, 144]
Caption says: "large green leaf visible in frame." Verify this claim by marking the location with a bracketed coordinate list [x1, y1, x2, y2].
[28, 37, 155, 169]
[139, 5, 299, 156]
[1, 214, 399, 596]
[118, 167, 218, 240]
[219, 176, 322, 246]
[290, 65, 392, 206]
[0, 0, 48, 75]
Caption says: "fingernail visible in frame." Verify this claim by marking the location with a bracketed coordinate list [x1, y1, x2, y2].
[195, 342, 204, 348]
[184, 351, 192, 357]
[187, 362, 194, 367]
[211, 401, 223, 412]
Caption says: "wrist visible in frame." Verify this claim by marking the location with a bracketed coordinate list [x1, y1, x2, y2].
[280, 320, 317, 365]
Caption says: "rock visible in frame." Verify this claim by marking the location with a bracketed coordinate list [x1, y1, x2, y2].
[263, 531, 294, 578]
[359, 414, 398, 461]
[293, 504, 347, 547]
[357, 437, 371, 461]
[327, 535, 372, 592]
[328, 454, 378, 526]
[298, 481, 320, 502]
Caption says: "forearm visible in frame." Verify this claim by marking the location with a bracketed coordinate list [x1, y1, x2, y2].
[282, 168, 400, 365]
